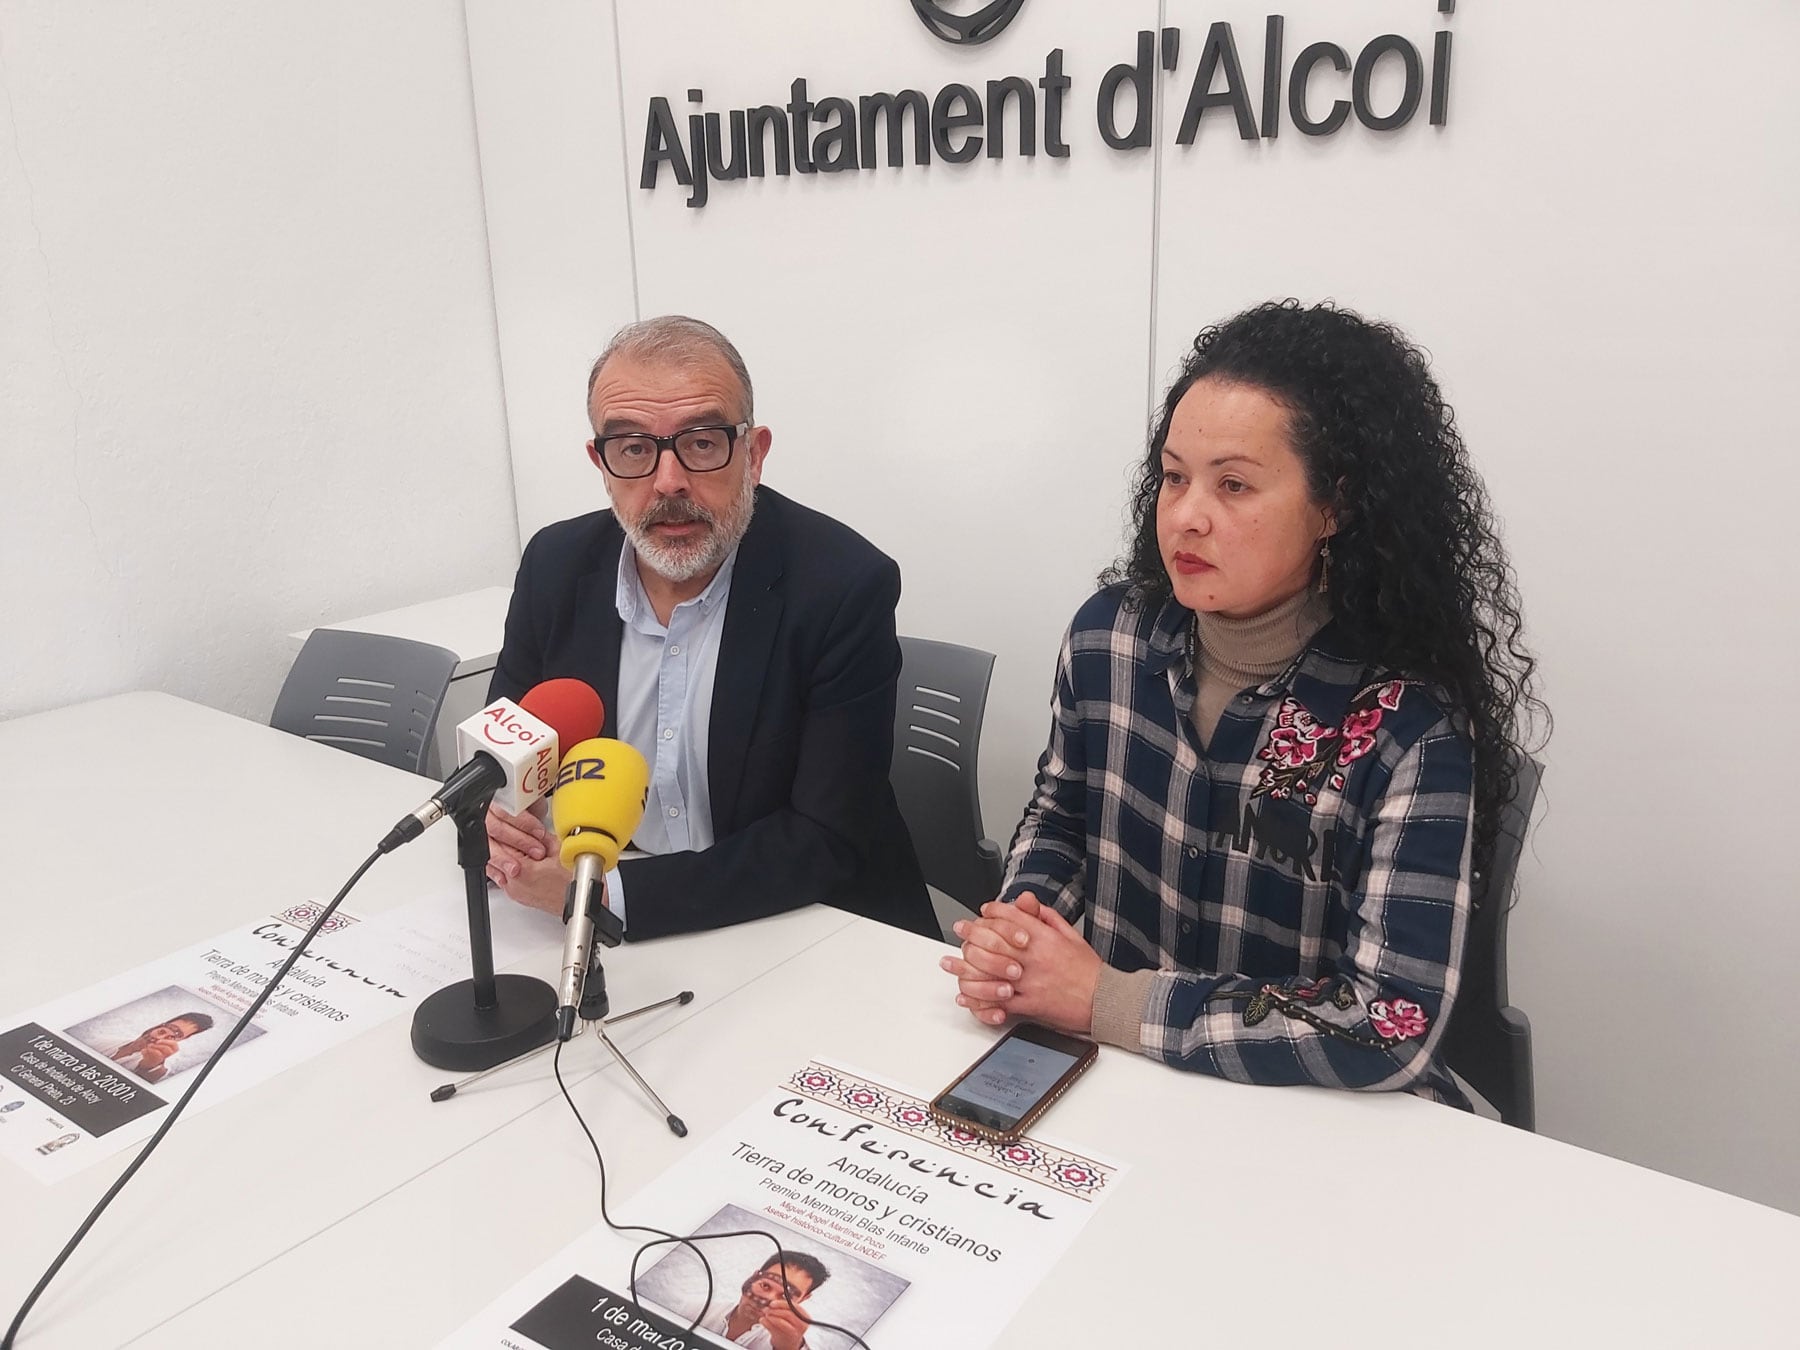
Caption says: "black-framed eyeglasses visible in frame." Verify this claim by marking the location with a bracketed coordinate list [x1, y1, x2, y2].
[593, 423, 747, 479]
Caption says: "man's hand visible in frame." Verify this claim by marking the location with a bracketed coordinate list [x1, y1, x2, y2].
[484, 803, 570, 914]
[136, 1050, 172, 1083]
[938, 892, 1101, 1036]
[759, 1297, 813, 1350]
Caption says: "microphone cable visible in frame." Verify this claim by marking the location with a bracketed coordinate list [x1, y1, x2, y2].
[551, 1039, 874, 1349]
[3, 846, 385, 1350]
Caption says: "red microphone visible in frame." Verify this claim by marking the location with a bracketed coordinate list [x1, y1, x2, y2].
[380, 678, 604, 852]
[518, 676, 608, 770]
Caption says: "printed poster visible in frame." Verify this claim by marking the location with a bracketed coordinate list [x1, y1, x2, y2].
[0, 892, 548, 1182]
[441, 1059, 1122, 1350]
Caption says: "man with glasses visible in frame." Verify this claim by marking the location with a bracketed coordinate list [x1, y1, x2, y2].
[482, 316, 935, 942]
[698, 1251, 827, 1349]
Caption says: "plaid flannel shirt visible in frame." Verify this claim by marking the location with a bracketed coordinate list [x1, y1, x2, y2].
[1003, 587, 1474, 1105]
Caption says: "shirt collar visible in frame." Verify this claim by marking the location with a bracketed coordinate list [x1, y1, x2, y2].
[1143, 595, 1192, 676]
[614, 539, 740, 633]
[1146, 591, 1371, 723]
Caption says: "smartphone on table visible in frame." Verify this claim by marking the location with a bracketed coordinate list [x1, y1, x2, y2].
[929, 1022, 1098, 1144]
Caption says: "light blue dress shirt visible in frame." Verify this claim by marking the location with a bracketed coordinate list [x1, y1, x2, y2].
[602, 540, 736, 929]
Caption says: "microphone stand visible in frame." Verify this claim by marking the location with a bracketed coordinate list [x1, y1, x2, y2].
[427, 869, 693, 1137]
[427, 989, 691, 1102]
[410, 797, 560, 1071]
[574, 894, 690, 1137]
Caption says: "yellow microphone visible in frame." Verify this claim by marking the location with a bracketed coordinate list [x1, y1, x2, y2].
[552, 737, 650, 870]
[550, 738, 650, 1040]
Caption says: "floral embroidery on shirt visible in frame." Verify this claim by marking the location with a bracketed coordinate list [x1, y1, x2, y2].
[1223, 975, 1430, 1050]
[1368, 998, 1429, 1041]
[1254, 679, 1411, 804]
[1241, 975, 1356, 1027]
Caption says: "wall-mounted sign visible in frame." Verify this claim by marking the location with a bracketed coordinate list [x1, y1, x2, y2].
[911, 0, 1028, 46]
[643, 3, 1460, 209]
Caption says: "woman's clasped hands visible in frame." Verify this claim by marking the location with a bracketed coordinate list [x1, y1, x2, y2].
[939, 891, 1102, 1036]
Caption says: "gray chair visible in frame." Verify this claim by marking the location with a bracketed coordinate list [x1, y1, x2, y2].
[891, 636, 1004, 915]
[1442, 754, 1543, 1130]
[271, 628, 460, 775]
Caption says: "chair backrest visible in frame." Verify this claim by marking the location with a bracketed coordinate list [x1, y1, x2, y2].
[271, 628, 461, 775]
[1441, 754, 1543, 1130]
[891, 637, 1004, 912]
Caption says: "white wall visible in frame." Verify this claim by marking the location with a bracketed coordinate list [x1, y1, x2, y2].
[467, 0, 1800, 1214]
[464, 0, 640, 540]
[0, 1, 519, 722]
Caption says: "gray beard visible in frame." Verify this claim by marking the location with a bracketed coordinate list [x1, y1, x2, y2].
[621, 476, 757, 583]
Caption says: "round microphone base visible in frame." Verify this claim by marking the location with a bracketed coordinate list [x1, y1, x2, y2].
[410, 974, 560, 1072]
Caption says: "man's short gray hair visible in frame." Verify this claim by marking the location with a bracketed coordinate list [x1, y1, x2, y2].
[587, 315, 755, 422]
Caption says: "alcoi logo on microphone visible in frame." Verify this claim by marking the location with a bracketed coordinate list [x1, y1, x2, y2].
[378, 681, 603, 855]
[478, 704, 550, 748]
[454, 698, 560, 813]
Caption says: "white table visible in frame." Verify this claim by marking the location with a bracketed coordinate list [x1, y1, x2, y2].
[6, 695, 1800, 1348]
[0, 694, 854, 1349]
[288, 587, 514, 682]
[141, 917, 1800, 1348]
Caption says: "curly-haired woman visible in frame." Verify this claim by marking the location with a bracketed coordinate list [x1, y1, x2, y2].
[941, 300, 1544, 1104]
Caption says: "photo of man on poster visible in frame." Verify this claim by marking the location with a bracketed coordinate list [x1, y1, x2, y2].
[62, 985, 260, 1089]
[103, 1012, 215, 1084]
[699, 1251, 828, 1349]
[632, 1203, 907, 1350]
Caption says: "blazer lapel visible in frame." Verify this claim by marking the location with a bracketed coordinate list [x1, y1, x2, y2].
[569, 522, 626, 738]
[708, 491, 784, 832]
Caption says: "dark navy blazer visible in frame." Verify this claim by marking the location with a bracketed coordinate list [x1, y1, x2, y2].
[491, 486, 936, 942]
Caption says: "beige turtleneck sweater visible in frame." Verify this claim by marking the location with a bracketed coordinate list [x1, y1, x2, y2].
[1190, 586, 1332, 748]
[1087, 583, 1332, 1050]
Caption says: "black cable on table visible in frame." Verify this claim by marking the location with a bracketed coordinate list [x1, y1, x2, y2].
[551, 1039, 874, 1349]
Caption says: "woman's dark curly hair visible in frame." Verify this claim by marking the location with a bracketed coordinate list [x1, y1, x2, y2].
[1103, 299, 1546, 877]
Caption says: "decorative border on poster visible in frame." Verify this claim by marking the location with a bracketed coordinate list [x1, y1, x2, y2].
[788, 1060, 1114, 1202]
[274, 901, 359, 936]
